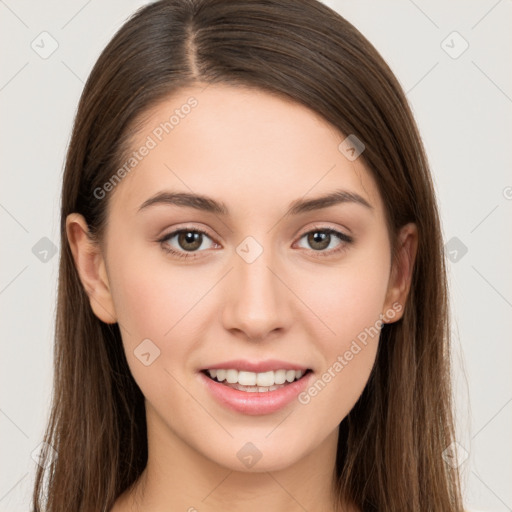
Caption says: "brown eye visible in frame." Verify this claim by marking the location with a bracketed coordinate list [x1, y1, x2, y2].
[296, 227, 353, 257]
[176, 231, 203, 251]
[306, 231, 331, 251]
[159, 228, 218, 259]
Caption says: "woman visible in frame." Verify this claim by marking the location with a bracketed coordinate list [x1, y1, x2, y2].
[32, 0, 465, 510]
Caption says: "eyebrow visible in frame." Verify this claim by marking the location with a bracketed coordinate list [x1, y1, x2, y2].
[137, 188, 373, 216]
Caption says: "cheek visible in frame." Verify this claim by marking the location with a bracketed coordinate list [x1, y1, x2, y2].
[296, 238, 391, 349]
[292, 238, 390, 416]
[107, 254, 199, 409]
[108, 241, 202, 341]
[106, 238, 225, 393]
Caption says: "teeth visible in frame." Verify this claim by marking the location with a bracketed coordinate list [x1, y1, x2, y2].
[226, 369, 238, 384]
[206, 368, 306, 387]
[238, 371, 257, 386]
[222, 383, 289, 393]
[274, 369, 286, 384]
[257, 371, 274, 387]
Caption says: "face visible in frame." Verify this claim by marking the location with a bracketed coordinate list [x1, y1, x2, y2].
[68, 84, 416, 473]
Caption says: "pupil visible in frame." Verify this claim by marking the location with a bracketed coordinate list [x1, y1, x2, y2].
[180, 231, 201, 251]
[309, 232, 329, 250]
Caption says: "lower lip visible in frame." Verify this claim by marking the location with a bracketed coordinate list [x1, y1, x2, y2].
[199, 371, 313, 416]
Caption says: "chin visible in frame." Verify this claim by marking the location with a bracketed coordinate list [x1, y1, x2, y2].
[200, 431, 323, 474]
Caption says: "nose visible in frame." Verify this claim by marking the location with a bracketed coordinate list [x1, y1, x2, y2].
[221, 246, 292, 342]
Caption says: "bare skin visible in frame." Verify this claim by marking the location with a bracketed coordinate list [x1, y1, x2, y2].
[67, 84, 417, 512]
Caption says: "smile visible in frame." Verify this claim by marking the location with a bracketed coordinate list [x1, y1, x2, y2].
[203, 368, 309, 392]
[200, 364, 314, 415]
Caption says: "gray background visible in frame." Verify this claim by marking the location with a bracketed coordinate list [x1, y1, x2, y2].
[1, 0, 511, 510]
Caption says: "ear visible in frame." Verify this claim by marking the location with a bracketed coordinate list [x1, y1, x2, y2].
[66, 213, 117, 324]
[382, 222, 418, 323]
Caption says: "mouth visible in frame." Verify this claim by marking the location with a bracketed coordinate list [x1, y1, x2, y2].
[201, 368, 312, 393]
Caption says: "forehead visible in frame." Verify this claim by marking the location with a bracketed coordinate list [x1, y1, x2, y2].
[108, 83, 384, 220]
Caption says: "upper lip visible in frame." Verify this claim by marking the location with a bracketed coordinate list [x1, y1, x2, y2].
[201, 359, 310, 373]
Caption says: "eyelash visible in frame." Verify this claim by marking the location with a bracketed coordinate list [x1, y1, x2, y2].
[158, 225, 353, 260]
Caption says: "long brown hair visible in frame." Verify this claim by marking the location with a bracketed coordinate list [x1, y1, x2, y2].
[32, 0, 465, 510]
